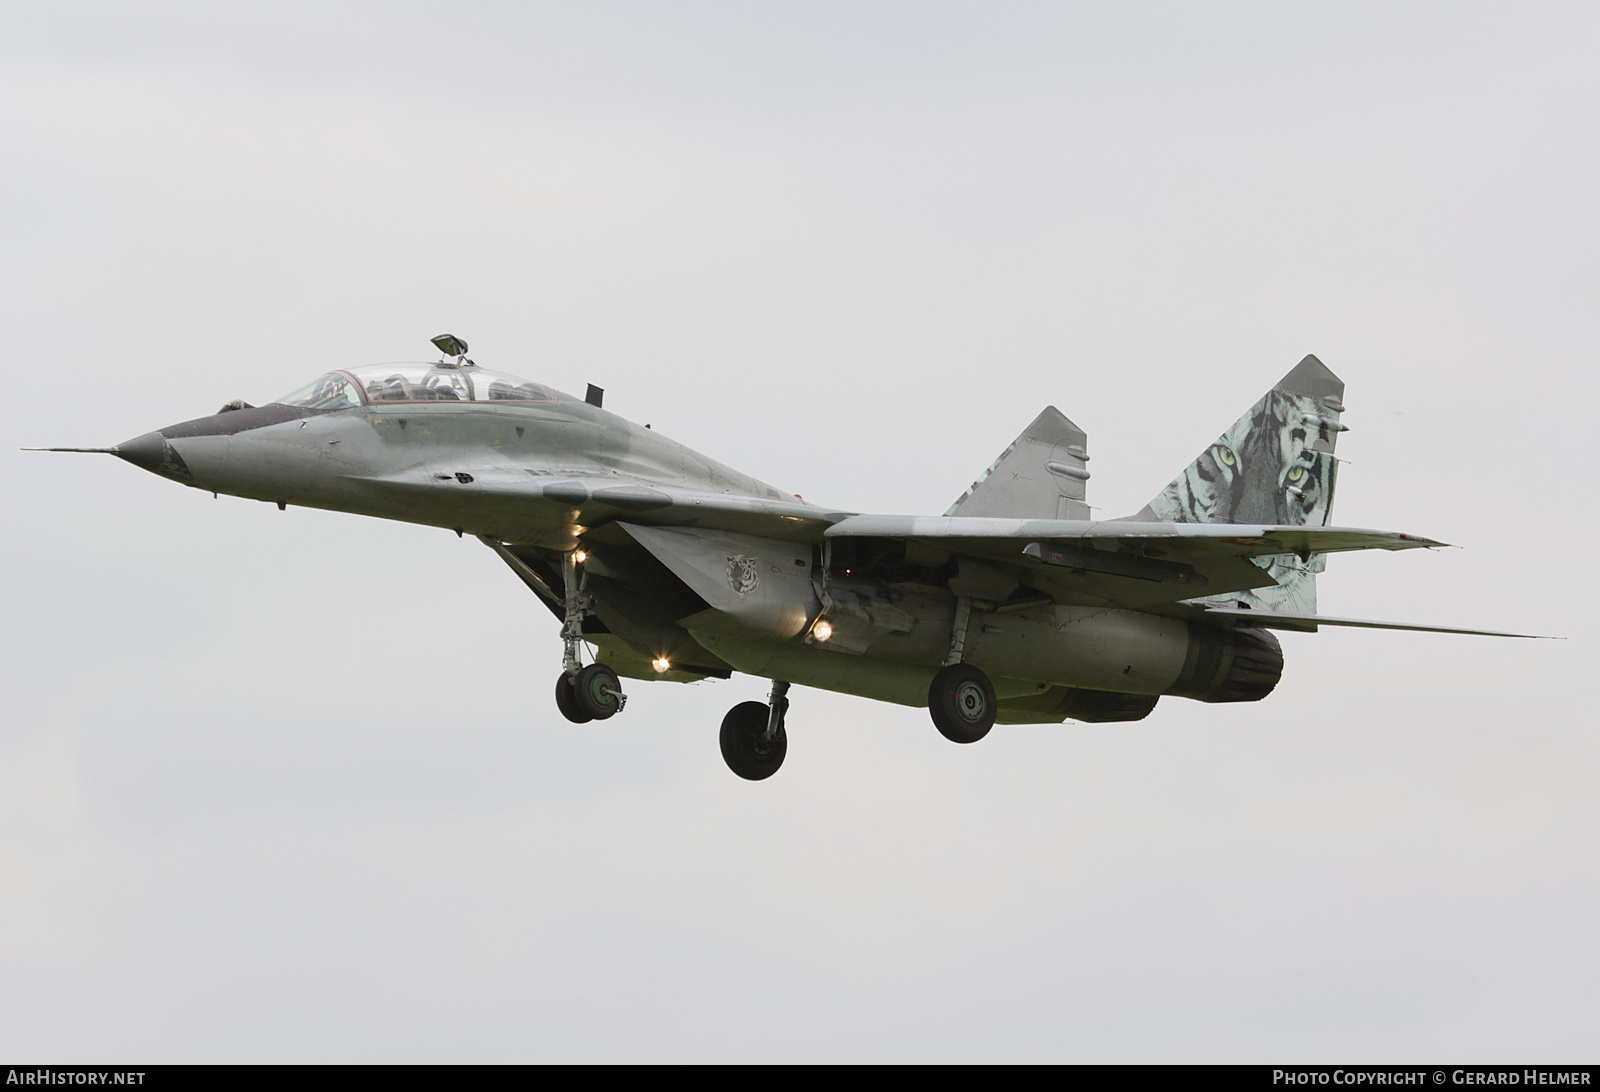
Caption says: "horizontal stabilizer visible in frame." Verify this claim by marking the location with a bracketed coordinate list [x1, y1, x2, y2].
[1199, 605, 1552, 638]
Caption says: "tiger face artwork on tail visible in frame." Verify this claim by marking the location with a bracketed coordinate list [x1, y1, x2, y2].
[1144, 355, 1345, 614]
[1152, 388, 1339, 528]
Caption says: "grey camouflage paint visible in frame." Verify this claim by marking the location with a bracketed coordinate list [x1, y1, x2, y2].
[66, 350, 1468, 733]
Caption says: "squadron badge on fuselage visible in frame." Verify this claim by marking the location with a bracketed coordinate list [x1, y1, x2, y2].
[726, 554, 760, 598]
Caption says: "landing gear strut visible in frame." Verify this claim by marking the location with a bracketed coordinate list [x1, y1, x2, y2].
[551, 547, 625, 723]
[720, 679, 789, 780]
[929, 596, 995, 743]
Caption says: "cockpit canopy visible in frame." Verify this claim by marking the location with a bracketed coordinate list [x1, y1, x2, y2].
[274, 364, 557, 410]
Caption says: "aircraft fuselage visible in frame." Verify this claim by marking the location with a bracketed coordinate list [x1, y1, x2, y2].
[69, 348, 1487, 779]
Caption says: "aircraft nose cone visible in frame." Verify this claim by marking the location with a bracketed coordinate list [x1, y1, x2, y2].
[114, 431, 167, 472]
[115, 431, 192, 482]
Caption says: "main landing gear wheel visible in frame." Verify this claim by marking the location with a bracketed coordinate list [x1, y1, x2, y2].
[573, 663, 624, 720]
[720, 700, 787, 781]
[928, 663, 996, 744]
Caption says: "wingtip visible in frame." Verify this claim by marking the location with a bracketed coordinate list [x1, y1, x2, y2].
[1390, 531, 1452, 549]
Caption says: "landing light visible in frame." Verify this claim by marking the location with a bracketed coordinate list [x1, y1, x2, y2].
[652, 657, 671, 673]
[812, 620, 833, 642]
[573, 549, 588, 563]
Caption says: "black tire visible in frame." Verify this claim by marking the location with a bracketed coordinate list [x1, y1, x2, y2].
[574, 663, 623, 720]
[719, 701, 787, 781]
[928, 663, 996, 743]
[554, 673, 593, 724]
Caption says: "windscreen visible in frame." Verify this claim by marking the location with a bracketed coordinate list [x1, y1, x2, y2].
[274, 372, 364, 410]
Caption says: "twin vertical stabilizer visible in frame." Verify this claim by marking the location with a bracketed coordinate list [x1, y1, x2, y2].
[946, 406, 1091, 521]
[948, 356, 1347, 614]
[1133, 354, 1347, 612]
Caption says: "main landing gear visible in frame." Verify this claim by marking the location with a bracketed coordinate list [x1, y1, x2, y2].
[720, 680, 789, 780]
[551, 547, 626, 724]
[929, 596, 996, 743]
[928, 663, 996, 743]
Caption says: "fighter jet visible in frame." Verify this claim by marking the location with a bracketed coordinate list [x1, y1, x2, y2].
[38, 338, 1537, 780]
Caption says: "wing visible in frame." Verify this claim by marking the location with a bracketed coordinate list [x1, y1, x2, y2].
[361, 463, 1450, 614]
[822, 515, 1447, 610]
[825, 515, 1443, 554]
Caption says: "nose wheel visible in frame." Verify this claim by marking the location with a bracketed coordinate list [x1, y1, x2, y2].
[555, 663, 625, 723]
[554, 672, 593, 723]
[720, 680, 790, 780]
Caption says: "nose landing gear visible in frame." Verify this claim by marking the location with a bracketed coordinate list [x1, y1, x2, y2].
[720, 680, 790, 780]
[554, 672, 592, 723]
[551, 547, 626, 724]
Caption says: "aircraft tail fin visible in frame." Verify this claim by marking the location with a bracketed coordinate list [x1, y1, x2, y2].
[946, 406, 1090, 520]
[1132, 354, 1347, 613]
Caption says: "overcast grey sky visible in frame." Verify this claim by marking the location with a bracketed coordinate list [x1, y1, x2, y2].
[2, 1, 1596, 1062]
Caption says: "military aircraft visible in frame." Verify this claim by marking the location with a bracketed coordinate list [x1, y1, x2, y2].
[37, 337, 1537, 780]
